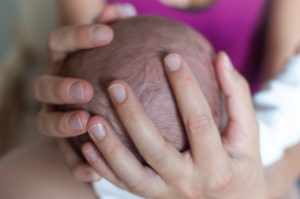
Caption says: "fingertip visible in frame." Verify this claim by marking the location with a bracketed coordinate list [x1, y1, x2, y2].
[108, 82, 128, 104]
[89, 24, 114, 45]
[118, 3, 137, 18]
[98, 3, 137, 23]
[67, 111, 91, 135]
[38, 110, 91, 137]
[73, 163, 101, 182]
[164, 53, 182, 72]
[66, 79, 94, 103]
[82, 142, 100, 163]
[87, 116, 107, 128]
[218, 51, 234, 71]
[77, 80, 94, 103]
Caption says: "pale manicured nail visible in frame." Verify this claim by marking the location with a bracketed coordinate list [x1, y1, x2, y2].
[108, 84, 127, 104]
[69, 114, 84, 131]
[164, 54, 182, 71]
[84, 146, 98, 162]
[119, 3, 137, 17]
[89, 124, 106, 141]
[223, 53, 233, 71]
[70, 82, 85, 101]
[91, 27, 110, 42]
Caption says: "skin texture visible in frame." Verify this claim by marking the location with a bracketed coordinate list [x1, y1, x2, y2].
[57, 16, 221, 160]
[0, 53, 267, 199]
[0, 138, 98, 199]
[81, 53, 267, 198]
[31, 0, 300, 196]
[33, 3, 137, 181]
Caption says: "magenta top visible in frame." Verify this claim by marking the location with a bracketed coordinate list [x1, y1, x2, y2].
[109, 0, 267, 87]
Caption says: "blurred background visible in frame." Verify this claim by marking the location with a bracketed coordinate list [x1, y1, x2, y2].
[0, 0, 16, 60]
[0, 0, 58, 156]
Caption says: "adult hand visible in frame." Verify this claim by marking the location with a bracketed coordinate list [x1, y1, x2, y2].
[160, 0, 211, 9]
[81, 52, 268, 198]
[33, 3, 137, 182]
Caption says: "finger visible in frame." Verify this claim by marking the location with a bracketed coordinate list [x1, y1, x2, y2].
[37, 110, 90, 137]
[86, 116, 166, 196]
[160, 0, 191, 8]
[108, 82, 185, 182]
[161, 0, 208, 8]
[82, 142, 127, 189]
[33, 75, 94, 104]
[215, 52, 258, 154]
[163, 54, 228, 167]
[98, 3, 137, 23]
[48, 24, 113, 66]
[57, 139, 101, 182]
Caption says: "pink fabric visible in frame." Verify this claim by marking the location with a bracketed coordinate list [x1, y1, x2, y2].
[109, 0, 267, 87]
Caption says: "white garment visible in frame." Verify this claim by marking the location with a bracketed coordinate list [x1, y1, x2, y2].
[93, 55, 300, 199]
[256, 55, 300, 166]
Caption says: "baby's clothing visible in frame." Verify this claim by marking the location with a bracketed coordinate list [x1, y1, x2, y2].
[93, 55, 300, 198]
[256, 55, 300, 166]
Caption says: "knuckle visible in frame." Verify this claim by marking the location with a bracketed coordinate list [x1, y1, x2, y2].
[172, 180, 201, 199]
[144, 146, 168, 166]
[187, 113, 213, 133]
[207, 170, 234, 192]
[102, 140, 122, 158]
[123, 111, 138, 124]
[127, 178, 148, 194]
[182, 189, 201, 199]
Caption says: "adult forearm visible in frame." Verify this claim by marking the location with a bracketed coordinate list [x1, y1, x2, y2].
[58, 0, 105, 25]
[261, 0, 300, 82]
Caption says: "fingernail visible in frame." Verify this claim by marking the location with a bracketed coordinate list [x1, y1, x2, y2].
[70, 82, 85, 101]
[222, 53, 233, 71]
[164, 54, 182, 71]
[83, 146, 98, 162]
[108, 84, 127, 104]
[91, 27, 110, 42]
[89, 124, 106, 141]
[69, 114, 84, 131]
[119, 3, 137, 17]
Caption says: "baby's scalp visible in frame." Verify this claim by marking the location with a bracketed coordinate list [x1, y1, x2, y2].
[57, 16, 221, 161]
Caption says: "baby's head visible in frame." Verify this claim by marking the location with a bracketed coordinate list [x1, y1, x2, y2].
[58, 16, 221, 161]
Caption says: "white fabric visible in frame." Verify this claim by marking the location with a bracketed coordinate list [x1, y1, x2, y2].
[92, 179, 143, 199]
[93, 55, 300, 198]
[256, 55, 300, 166]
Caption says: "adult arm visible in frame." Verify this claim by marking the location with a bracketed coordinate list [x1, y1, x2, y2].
[261, 0, 300, 82]
[58, 0, 105, 25]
